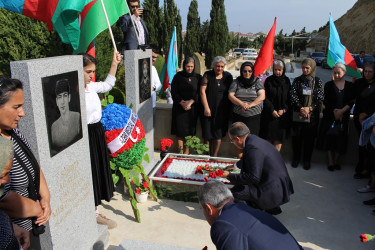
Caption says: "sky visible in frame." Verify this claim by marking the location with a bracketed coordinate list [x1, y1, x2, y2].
[151, 0, 357, 35]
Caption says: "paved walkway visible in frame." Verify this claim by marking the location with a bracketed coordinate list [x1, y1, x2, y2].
[99, 155, 375, 250]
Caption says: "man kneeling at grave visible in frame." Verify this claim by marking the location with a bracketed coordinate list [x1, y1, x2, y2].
[51, 79, 81, 151]
[198, 181, 302, 250]
[221, 122, 294, 215]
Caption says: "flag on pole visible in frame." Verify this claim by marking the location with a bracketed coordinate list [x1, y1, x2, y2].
[327, 13, 361, 78]
[161, 27, 178, 91]
[254, 17, 277, 77]
[0, 0, 91, 50]
[73, 0, 129, 54]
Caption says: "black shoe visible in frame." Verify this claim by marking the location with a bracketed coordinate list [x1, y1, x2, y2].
[266, 206, 282, 215]
[363, 198, 375, 206]
[327, 165, 335, 171]
[291, 160, 299, 168]
[303, 161, 311, 170]
[334, 164, 341, 170]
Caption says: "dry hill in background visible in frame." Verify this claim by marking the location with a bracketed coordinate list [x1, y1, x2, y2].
[318, 0, 375, 54]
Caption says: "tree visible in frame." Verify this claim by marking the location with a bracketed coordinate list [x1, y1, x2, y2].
[176, 10, 182, 65]
[200, 20, 209, 54]
[0, 9, 71, 75]
[205, 0, 229, 68]
[162, 0, 178, 53]
[184, 0, 201, 58]
[142, 0, 163, 49]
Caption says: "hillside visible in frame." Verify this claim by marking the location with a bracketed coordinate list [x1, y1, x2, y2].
[318, 0, 375, 54]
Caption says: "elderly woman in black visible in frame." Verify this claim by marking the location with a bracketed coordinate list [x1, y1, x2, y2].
[0, 77, 51, 250]
[290, 58, 324, 170]
[200, 56, 233, 157]
[316, 63, 354, 171]
[260, 60, 290, 152]
[171, 57, 202, 154]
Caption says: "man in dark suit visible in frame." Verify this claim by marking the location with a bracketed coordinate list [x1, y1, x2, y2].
[198, 181, 302, 250]
[355, 51, 366, 69]
[222, 122, 294, 214]
[120, 0, 150, 52]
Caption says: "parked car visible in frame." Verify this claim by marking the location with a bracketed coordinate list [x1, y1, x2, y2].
[233, 48, 245, 57]
[242, 49, 258, 60]
[309, 52, 326, 65]
[321, 58, 331, 69]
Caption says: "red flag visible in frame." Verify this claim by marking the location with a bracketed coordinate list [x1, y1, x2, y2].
[254, 17, 277, 77]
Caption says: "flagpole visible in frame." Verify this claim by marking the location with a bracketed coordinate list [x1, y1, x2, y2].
[123, 0, 141, 47]
[100, 0, 118, 52]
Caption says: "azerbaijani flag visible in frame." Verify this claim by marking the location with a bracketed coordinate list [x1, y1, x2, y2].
[73, 0, 129, 54]
[0, 0, 91, 50]
[161, 27, 178, 91]
[327, 13, 362, 78]
[254, 17, 276, 77]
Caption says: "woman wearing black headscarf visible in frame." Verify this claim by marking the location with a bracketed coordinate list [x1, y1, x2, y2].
[228, 61, 265, 158]
[171, 57, 202, 154]
[290, 58, 324, 170]
[260, 60, 291, 152]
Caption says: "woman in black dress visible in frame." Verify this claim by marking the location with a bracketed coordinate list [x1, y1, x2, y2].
[260, 60, 290, 152]
[290, 58, 324, 170]
[200, 56, 233, 157]
[171, 57, 202, 154]
[316, 63, 354, 171]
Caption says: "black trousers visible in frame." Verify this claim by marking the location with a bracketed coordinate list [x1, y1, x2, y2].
[291, 124, 317, 163]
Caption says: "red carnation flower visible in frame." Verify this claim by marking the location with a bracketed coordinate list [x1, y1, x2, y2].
[209, 171, 217, 178]
[360, 234, 374, 242]
[135, 188, 141, 194]
[204, 177, 209, 182]
[216, 169, 224, 177]
[143, 181, 149, 188]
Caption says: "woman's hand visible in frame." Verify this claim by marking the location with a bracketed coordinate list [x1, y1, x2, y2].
[300, 107, 310, 118]
[333, 108, 344, 121]
[222, 170, 230, 178]
[13, 224, 30, 250]
[272, 110, 280, 118]
[204, 108, 211, 117]
[225, 165, 235, 171]
[277, 109, 286, 116]
[35, 198, 51, 226]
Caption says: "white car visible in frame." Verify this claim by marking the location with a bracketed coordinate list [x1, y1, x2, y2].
[243, 49, 258, 60]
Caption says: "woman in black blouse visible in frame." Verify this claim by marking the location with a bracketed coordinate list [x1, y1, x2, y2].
[200, 56, 233, 157]
[171, 57, 202, 154]
[0, 77, 51, 250]
[260, 60, 290, 152]
[290, 58, 324, 170]
[316, 63, 353, 171]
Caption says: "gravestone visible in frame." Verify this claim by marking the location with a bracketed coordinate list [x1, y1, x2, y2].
[124, 49, 157, 174]
[10, 56, 107, 249]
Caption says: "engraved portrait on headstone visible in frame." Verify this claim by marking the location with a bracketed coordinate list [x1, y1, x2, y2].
[42, 71, 83, 157]
[138, 58, 151, 103]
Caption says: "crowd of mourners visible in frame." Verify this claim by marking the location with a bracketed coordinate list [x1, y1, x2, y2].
[171, 54, 375, 215]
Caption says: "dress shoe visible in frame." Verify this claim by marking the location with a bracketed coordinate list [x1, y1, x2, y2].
[327, 165, 335, 171]
[303, 161, 311, 170]
[266, 206, 282, 215]
[363, 197, 375, 205]
[291, 160, 299, 168]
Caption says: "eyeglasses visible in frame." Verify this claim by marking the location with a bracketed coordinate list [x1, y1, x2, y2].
[130, 5, 139, 8]
[229, 137, 234, 143]
[243, 70, 253, 73]
[364, 70, 374, 74]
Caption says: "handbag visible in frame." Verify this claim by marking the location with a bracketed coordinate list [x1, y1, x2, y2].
[326, 121, 344, 136]
[292, 111, 310, 123]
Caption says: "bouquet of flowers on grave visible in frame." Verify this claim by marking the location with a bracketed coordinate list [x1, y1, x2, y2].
[160, 138, 173, 151]
[360, 234, 375, 243]
[101, 103, 157, 222]
[195, 164, 224, 181]
[132, 179, 149, 194]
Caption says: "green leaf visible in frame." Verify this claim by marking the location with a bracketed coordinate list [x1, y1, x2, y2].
[108, 95, 114, 104]
[112, 174, 119, 185]
[104, 92, 109, 97]
[129, 102, 133, 109]
[110, 161, 117, 170]
[101, 99, 108, 107]
[144, 147, 149, 152]
[119, 168, 131, 179]
[132, 175, 140, 186]
[143, 154, 150, 163]
[132, 165, 142, 173]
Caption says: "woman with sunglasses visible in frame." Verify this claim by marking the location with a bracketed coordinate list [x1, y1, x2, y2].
[228, 62, 265, 158]
[260, 60, 290, 152]
[200, 56, 233, 157]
